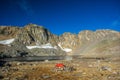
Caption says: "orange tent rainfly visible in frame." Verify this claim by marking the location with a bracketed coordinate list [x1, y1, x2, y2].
[55, 63, 64, 68]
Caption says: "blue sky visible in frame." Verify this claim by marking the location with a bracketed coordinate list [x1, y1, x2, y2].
[0, 0, 120, 35]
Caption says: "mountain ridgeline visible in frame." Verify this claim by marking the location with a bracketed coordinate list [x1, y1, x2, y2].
[0, 24, 120, 58]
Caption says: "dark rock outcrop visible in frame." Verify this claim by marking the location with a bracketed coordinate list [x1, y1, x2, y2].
[0, 43, 29, 58]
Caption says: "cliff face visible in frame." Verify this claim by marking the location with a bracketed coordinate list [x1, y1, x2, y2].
[0, 24, 120, 57]
[15, 24, 58, 46]
[58, 33, 79, 49]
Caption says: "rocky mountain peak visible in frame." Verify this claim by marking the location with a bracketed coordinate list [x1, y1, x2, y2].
[24, 23, 44, 29]
[15, 24, 52, 45]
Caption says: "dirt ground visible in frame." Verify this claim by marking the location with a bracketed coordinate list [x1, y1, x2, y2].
[0, 57, 120, 80]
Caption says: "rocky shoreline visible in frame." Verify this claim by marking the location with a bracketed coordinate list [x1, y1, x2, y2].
[0, 56, 120, 80]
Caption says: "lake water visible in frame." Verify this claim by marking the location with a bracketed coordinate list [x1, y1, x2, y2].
[0, 55, 82, 62]
[1, 56, 66, 61]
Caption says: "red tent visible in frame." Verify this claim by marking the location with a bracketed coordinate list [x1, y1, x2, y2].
[55, 63, 64, 68]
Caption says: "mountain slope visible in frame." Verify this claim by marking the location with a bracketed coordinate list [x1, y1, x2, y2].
[0, 24, 120, 58]
[73, 38, 120, 57]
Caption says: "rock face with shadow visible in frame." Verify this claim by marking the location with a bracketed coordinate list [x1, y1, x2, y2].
[15, 24, 58, 46]
[0, 23, 120, 58]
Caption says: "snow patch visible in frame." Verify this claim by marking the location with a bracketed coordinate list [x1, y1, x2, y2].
[0, 38, 15, 45]
[62, 48, 72, 52]
[26, 43, 57, 49]
[58, 43, 72, 52]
